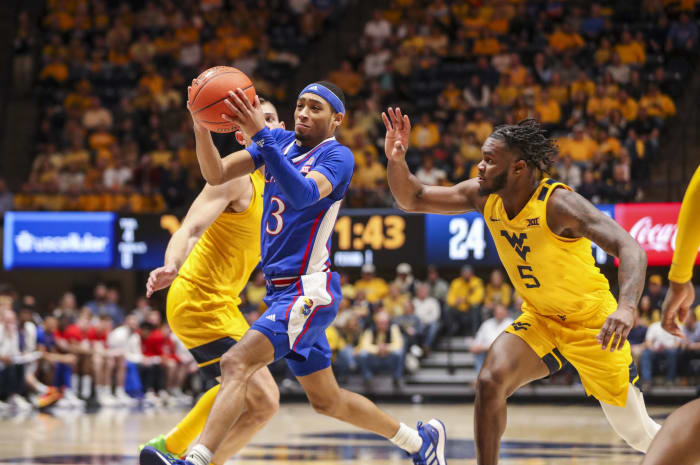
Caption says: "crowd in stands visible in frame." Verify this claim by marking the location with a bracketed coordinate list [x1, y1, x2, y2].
[9, 0, 344, 215]
[4, 2, 698, 214]
[338, 1, 699, 207]
[1, 264, 699, 415]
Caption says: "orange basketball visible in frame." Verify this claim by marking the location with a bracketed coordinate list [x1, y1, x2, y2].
[188, 66, 256, 133]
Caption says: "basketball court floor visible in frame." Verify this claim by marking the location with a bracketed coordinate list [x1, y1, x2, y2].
[0, 402, 676, 465]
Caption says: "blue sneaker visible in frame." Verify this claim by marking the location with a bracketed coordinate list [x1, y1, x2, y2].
[412, 419, 447, 465]
[140, 446, 192, 465]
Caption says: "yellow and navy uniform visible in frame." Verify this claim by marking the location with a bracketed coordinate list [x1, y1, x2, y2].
[167, 170, 264, 377]
[484, 178, 635, 406]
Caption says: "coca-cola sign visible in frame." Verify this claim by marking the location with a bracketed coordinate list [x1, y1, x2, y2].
[614, 203, 698, 266]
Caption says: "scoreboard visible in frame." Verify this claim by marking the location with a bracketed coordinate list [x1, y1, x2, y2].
[4, 203, 696, 270]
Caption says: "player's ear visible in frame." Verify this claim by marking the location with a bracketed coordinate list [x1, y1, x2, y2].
[279, 121, 286, 130]
[513, 159, 527, 175]
[332, 112, 344, 130]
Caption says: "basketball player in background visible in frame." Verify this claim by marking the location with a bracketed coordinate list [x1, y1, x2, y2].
[138, 96, 284, 465]
[142, 82, 447, 465]
[641, 165, 700, 465]
[383, 109, 660, 464]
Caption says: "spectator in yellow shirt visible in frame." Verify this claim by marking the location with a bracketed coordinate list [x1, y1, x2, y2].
[472, 32, 501, 56]
[535, 89, 562, 125]
[586, 85, 620, 122]
[39, 58, 69, 83]
[508, 54, 528, 86]
[409, 113, 440, 149]
[570, 70, 595, 97]
[447, 265, 485, 335]
[594, 37, 614, 66]
[465, 111, 494, 144]
[548, 23, 585, 53]
[639, 85, 676, 120]
[353, 151, 386, 190]
[495, 73, 518, 107]
[615, 30, 645, 65]
[483, 270, 513, 310]
[548, 72, 569, 104]
[618, 89, 639, 121]
[328, 61, 365, 97]
[558, 125, 599, 162]
[355, 264, 389, 303]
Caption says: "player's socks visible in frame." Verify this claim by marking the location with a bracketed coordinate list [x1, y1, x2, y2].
[186, 444, 212, 465]
[164, 384, 220, 456]
[390, 422, 422, 453]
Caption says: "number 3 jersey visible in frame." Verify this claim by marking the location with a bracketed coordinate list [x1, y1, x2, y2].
[246, 128, 354, 278]
[484, 178, 617, 320]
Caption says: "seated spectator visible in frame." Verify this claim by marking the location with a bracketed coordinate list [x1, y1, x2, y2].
[470, 304, 514, 375]
[0, 309, 32, 412]
[410, 114, 440, 150]
[681, 310, 700, 379]
[556, 155, 582, 190]
[354, 264, 389, 303]
[483, 270, 513, 311]
[356, 311, 404, 391]
[393, 262, 415, 295]
[88, 314, 118, 406]
[465, 111, 493, 144]
[640, 321, 681, 390]
[326, 324, 355, 381]
[106, 314, 139, 403]
[447, 265, 485, 336]
[462, 75, 490, 109]
[615, 30, 645, 65]
[86, 283, 124, 325]
[577, 169, 603, 203]
[412, 283, 441, 352]
[415, 157, 446, 186]
[35, 315, 81, 407]
[558, 125, 598, 162]
[394, 301, 422, 354]
[639, 85, 676, 121]
[643, 274, 667, 316]
[383, 283, 409, 317]
[628, 308, 648, 368]
[666, 12, 698, 51]
[424, 264, 448, 303]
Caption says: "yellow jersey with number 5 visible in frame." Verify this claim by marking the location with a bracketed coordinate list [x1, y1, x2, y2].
[484, 178, 617, 320]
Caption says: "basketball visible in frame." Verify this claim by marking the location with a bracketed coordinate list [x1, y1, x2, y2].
[188, 66, 256, 133]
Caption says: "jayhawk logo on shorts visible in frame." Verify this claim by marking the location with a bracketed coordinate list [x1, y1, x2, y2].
[301, 297, 314, 317]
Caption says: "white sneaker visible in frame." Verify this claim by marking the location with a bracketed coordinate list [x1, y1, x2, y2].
[8, 394, 33, 412]
[143, 391, 162, 407]
[62, 389, 86, 408]
[0, 400, 11, 417]
[114, 389, 136, 406]
[98, 393, 120, 407]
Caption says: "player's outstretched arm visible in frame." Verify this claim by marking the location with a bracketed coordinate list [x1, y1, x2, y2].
[547, 188, 647, 351]
[146, 180, 246, 297]
[383, 107, 485, 214]
[661, 165, 700, 337]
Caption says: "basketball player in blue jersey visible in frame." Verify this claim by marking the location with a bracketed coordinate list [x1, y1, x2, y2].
[141, 82, 446, 465]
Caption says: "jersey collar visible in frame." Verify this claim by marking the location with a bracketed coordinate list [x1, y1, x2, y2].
[285, 136, 336, 163]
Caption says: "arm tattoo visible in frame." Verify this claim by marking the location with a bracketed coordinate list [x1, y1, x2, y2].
[415, 187, 424, 200]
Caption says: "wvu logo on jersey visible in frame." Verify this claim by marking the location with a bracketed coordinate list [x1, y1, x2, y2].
[526, 217, 540, 227]
[301, 297, 314, 317]
[500, 230, 531, 261]
[511, 321, 531, 331]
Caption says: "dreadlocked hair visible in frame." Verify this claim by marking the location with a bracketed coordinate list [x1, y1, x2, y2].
[490, 119, 558, 175]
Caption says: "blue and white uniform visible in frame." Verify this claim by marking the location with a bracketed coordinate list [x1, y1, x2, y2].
[245, 127, 353, 376]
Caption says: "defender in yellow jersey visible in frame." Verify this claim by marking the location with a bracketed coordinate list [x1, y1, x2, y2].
[384, 111, 660, 464]
[642, 165, 700, 465]
[139, 98, 284, 465]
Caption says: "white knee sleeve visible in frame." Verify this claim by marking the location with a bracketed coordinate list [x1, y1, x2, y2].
[600, 383, 661, 452]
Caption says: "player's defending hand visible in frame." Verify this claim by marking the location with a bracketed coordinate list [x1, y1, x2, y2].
[146, 265, 178, 298]
[223, 88, 266, 137]
[597, 305, 635, 352]
[661, 280, 694, 338]
[382, 107, 411, 162]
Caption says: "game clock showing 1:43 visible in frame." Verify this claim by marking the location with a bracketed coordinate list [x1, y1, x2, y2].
[332, 213, 424, 267]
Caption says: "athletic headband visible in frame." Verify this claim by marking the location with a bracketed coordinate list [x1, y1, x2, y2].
[298, 83, 345, 115]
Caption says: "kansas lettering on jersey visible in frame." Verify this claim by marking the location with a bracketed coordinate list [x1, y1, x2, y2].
[178, 171, 265, 303]
[484, 178, 617, 319]
[246, 128, 354, 278]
